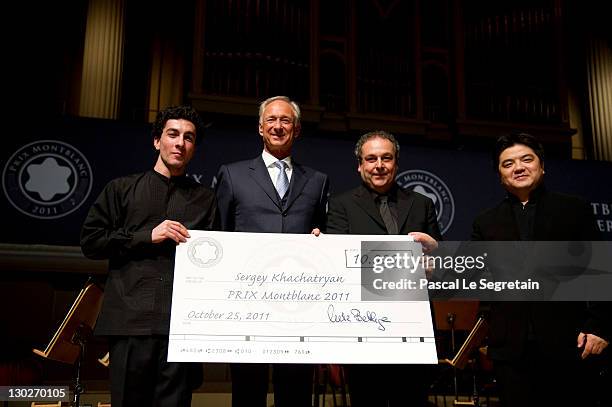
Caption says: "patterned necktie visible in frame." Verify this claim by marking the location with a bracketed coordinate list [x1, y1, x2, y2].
[378, 195, 398, 234]
[274, 160, 289, 198]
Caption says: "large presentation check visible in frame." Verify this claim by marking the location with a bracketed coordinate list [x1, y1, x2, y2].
[168, 230, 437, 364]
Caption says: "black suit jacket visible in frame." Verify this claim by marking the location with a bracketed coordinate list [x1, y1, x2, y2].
[472, 187, 608, 361]
[326, 184, 442, 239]
[215, 156, 329, 233]
[325, 184, 441, 405]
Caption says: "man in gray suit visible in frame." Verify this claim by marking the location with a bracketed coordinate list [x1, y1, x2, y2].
[215, 96, 329, 407]
[326, 130, 440, 407]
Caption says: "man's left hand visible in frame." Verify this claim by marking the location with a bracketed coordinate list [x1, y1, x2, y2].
[408, 232, 438, 254]
[577, 332, 609, 359]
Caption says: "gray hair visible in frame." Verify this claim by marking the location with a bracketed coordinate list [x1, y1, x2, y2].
[258, 96, 301, 125]
[354, 130, 400, 162]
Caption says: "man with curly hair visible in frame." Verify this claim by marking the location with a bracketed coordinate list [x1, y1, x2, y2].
[81, 105, 218, 407]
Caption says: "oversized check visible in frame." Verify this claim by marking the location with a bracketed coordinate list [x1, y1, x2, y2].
[168, 230, 437, 364]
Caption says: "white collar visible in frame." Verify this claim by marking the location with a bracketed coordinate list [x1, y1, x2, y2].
[262, 150, 292, 169]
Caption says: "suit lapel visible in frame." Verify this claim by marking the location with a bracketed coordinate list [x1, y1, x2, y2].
[284, 162, 309, 210]
[396, 188, 416, 233]
[248, 157, 282, 210]
[353, 185, 386, 230]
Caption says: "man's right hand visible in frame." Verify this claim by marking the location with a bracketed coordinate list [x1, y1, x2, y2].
[152, 220, 190, 244]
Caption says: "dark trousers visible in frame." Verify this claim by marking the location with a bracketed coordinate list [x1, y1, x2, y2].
[230, 363, 313, 407]
[346, 364, 431, 407]
[109, 336, 202, 407]
[493, 344, 596, 407]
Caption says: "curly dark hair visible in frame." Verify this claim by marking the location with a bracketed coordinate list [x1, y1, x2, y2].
[152, 105, 206, 144]
[493, 132, 545, 172]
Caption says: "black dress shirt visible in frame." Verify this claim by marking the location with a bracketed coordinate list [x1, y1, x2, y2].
[368, 185, 399, 224]
[508, 187, 543, 241]
[81, 170, 218, 335]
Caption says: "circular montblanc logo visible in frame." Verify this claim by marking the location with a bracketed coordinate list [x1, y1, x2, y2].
[396, 169, 455, 234]
[187, 237, 223, 268]
[2, 140, 93, 219]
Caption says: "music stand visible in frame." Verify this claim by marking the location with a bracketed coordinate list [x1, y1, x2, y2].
[441, 317, 488, 370]
[33, 282, 104, 407]
[97, 352, 109, 368]
[433, 300, 480, 406]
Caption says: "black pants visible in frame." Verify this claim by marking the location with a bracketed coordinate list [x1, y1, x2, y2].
[109, 336, 202, 407]
[346, 364, 431, 407]
[230, 363, 313, 407]
[493, 344, 598, 407]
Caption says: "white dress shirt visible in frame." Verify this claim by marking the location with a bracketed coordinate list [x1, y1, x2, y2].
[262, 150, 292, 190]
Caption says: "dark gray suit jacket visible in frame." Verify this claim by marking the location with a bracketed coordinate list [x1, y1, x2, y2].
[326, 184, 442, 239]
[215, 156, 329, 233]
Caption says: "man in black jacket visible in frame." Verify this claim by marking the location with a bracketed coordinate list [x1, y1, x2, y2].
[326, 130, 440, 407]
[472, 132, 609, 407]
[80, 106, 217, 407]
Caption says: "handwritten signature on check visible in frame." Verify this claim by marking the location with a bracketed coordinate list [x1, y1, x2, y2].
[326, 304, 390, 331]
